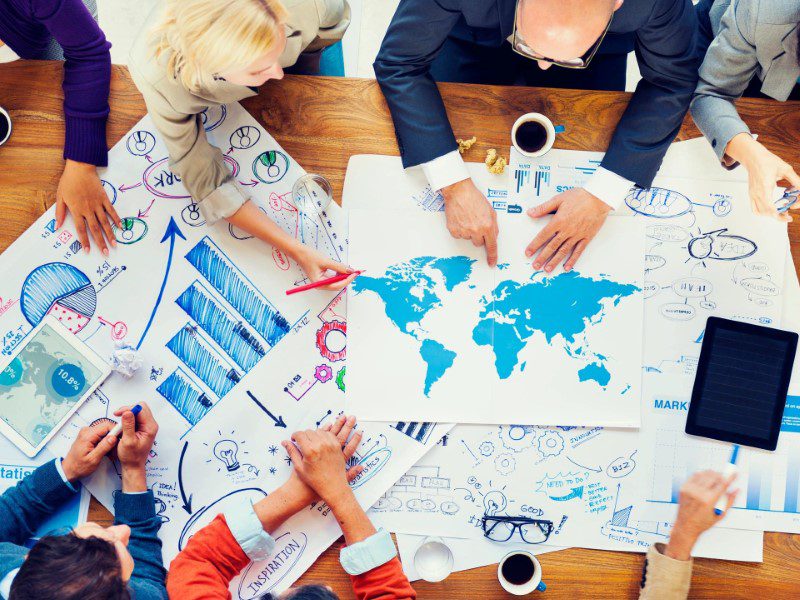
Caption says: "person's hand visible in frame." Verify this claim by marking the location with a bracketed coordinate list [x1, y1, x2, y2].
[56, 160, 122, 256]
[526, 187, 611, 272]
[665, 470, 738, 560]
[61, 421, 119, 482]
[291, 245, 357, 291]
[726, 133, 799, 222]
[281, 415, 364, 509]
[441, 178, 499, 267]
[282, 415, 364, 507]
[112, 403, 158, 492]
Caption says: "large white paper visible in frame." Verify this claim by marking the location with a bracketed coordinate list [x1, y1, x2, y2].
[369, 420, 763, 561]
[0, 103, 450, 596]
[639, 374, 800, 534]
[346, 209, 645, 426]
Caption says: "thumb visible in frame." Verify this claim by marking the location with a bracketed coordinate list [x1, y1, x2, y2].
[88, 432, 118, 462]
[527, 197, 561, 218]
[121, 411, 136, 439]
[781, 165, 800, 191]
[55, 198, 67, 229]
[282, 440, 303, 467]
[346, 464, 364, 482]
[323, 259, 352, 275]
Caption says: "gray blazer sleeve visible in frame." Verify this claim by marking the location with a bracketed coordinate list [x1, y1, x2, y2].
[690, 0, 760, 162]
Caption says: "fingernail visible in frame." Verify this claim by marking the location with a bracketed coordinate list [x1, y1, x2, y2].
[533, 263, 540, 269]
[525, 251, 532, 257]
[102, 248, 109, 257]
[546, 266, 552, 272]
[84, 247, 90, 254]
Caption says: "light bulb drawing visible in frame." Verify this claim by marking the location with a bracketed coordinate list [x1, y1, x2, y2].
[213, 439, 240, 472]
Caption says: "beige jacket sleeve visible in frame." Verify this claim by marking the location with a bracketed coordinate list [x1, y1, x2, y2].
[281, 0, 351, 66]
[638, 543, 693, 600]
[129, 68, 248, 224]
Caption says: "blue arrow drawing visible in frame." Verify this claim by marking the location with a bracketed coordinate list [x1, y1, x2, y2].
[551, 486, 584, 501]
[136, 217, 186, 349]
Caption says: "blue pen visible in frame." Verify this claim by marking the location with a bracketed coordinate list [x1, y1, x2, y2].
[108, 404, 143, 437]
[714, 444, 739, 515]
[776, 189, 799, 213]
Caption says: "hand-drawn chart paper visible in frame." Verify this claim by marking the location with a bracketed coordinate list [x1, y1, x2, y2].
[346, 209, 645, 426]
[0, 102, 448, 597]
[507, 151, 790, 375]
[639, 374, 800, 534]
[369, 421, 763, 560]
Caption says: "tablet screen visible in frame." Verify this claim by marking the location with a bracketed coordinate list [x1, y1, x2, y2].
[686, 317, 799, 450]
[0, 324, 104, 447]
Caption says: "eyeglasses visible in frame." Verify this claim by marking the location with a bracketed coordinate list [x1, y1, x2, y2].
[482, 515, 554, 544]
[511, 1, 614, 69]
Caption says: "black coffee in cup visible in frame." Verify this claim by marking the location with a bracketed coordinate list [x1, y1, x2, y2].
[0, 107, 10, 146]
[501, 553, 535, 586]
[514, 120, 548, 154]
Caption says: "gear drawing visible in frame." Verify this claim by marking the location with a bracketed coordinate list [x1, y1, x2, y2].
[314, 364, 333, 383]
[495, 453, 516, 476]
[478, 441, 495, 457]
[537, 430, 565, 458]
[335, 366, 346, 392]
[498, 424, 535, 452]
[316, 321, 347, 362]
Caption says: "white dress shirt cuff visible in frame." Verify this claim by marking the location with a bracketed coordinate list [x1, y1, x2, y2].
[583, 167, 634, 211]
[55, 458, 78, 493]
[224, 497, 276, 562]
[420, 151, 470, 192]
[339, 529, 398, 576]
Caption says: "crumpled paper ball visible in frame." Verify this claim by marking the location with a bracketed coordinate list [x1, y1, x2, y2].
[110, 342, 142, 379]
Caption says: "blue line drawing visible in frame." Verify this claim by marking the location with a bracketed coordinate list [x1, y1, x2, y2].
[229, 126, 261, 150]
[157, 368, 213, 425]
[175, 281, 265, 371]
[101, 180, 117, 205]
[185, 236, 290, 346]
[113, 217, 149, 245]
[200, 105, 227, 132]
[393, 422, 434, 444]
[687, 229, 757, 262]
[126, 130, 156, 157]
[137, 218, 186, 349]
[20, 262, 97, 332]
[166, 324, 237, 399]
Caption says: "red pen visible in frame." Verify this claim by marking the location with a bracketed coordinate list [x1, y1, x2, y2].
[286, 270, 364, 296]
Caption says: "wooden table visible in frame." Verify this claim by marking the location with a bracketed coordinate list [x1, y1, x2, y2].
[1, 61, 798, 598]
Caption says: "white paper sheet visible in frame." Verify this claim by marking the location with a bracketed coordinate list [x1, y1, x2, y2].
[639, 373, 800, 534]
[0, 102, 450, 597]
[345, 209, 645, 426]
[370, 419, 763, 561]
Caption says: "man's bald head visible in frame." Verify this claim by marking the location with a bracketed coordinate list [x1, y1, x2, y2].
[517, 0, 622, 69]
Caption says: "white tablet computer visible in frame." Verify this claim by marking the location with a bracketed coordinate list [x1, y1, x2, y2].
[0, 316, 110, 456]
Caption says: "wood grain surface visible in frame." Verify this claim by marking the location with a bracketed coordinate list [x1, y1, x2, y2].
[0, 61, 798, 598]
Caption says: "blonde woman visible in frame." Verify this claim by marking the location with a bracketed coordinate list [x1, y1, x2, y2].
[128, 0, 353, 289]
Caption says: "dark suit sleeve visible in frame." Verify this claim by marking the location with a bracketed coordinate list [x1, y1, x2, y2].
[373, 0, 463, 168]
[600, 0, 699, 187]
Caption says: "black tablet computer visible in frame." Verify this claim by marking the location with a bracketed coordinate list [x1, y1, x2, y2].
[685, 317, 798, 450]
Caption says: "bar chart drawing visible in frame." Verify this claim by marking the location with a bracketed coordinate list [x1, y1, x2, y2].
[394, 422, 434, 444]
[157, 368, 213, 426]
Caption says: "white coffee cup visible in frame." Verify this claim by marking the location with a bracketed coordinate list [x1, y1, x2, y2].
[498, 551, 547, 595]
[0, 106, 11, 147]
[413, 536, 454, 583]
[511, 112, 563, 158]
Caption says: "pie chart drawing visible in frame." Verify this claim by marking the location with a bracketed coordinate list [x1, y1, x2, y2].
[20, 263, 97, 333]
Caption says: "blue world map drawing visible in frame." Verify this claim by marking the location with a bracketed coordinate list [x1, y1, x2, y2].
[352, 256, 639, 397]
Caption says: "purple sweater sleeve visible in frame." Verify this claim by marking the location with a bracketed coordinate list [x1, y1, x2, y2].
[32, 0, 112, 166]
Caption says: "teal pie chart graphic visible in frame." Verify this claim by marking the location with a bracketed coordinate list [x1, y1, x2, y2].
[20, 262, 97, 333]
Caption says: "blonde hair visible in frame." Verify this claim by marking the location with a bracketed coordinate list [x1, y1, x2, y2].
[151, 0, 288, 92]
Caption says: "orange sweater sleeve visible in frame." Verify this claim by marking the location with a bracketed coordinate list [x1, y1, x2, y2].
[350, 557, 417, 600]
[167, 514, 249, 600]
